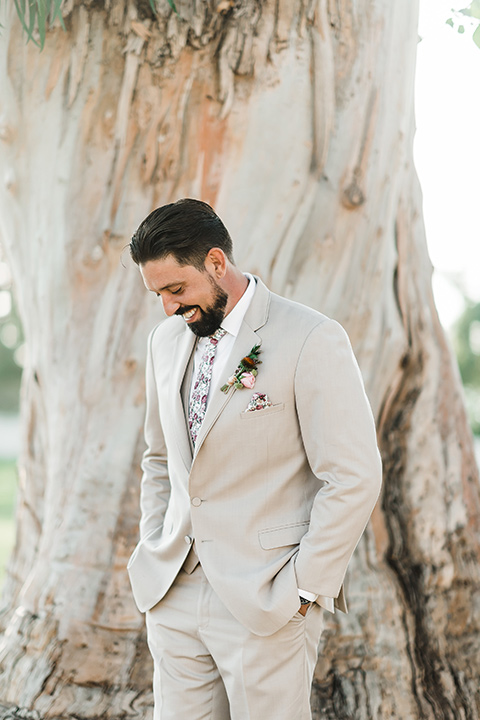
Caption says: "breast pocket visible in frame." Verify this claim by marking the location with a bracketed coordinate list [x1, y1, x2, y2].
[240, 402, 285, 420]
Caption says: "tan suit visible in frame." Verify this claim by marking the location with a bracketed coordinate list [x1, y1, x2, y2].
[128, 278, 381, 720]
[128, 277, 382, 718]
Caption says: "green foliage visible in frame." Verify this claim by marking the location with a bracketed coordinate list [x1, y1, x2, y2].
[0, 278, 23, 413]
[453, 301, 480, 435]
[0, 460, 17, 519]
[454, 301, 480, 387]
[6, 0, 178, 50]
[463, 386, 480, 437]
[460, 0, 480, 20]
[0, 340, 22, 412]
[9, 0, 65, 49]
[447, 3, 480, 49]
[473, 23, 480, 48]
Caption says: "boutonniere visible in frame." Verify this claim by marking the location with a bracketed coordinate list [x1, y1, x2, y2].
[220, 344, 262, 393]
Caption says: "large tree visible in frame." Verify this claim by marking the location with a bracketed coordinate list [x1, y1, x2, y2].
[0, 1, 479, 718]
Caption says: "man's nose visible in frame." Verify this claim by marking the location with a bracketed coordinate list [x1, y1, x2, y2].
[161, 296, 181, 317]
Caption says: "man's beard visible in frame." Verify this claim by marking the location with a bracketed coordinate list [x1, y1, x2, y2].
[176, 277, 228, 337]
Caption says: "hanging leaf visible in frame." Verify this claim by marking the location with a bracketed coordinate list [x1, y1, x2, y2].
[51, 0, 66, 30]
[12, 0, 38, 46]
[37, 0, 47, 49]
[10, 0, 64, 49]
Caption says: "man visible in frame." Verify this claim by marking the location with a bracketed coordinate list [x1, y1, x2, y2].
[127, 198, 382, 720]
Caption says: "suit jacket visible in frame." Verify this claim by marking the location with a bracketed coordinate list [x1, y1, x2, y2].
[127, 277, 382, 636]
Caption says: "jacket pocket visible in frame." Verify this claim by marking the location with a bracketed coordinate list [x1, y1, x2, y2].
[258, 521, 309, 549]
[240, 402, 285, 420]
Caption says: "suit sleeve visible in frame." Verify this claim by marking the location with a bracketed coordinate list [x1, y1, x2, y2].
[138, 327, 171, 540]
[293, 318, 382, 597]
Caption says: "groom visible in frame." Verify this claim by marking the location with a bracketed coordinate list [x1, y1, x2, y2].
[128, 198, 382, 720]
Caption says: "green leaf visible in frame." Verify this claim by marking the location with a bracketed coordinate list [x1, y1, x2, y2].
[13, 0, 40, 46]
[10, 0, 68, 48]
[16, 0, 26, 18]
[37, 0, 47, 49]
[27, 0, 37, 38]
[458, 24, 466, 33]
[473, 22, 480, 47]
[470, 0, 480, 19]
[51, 0, 66, 30]
[167, 0, 178, 12]
[12, 0, 28, 34]
[459, 1, 480, 18]
[446, 17, 454, 27]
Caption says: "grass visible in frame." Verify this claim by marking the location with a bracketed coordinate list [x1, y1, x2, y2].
[0, 460, 18, 589]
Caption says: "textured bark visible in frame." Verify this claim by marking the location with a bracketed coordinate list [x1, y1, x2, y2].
[0, 0, 479, 717]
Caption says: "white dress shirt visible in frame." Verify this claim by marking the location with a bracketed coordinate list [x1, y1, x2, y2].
[189, 274, 334, 614]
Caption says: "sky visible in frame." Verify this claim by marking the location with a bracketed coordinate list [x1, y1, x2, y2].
[415, 0, 480, 329]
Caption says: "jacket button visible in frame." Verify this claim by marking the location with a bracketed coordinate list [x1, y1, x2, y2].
[184, 535, 192, 544]
[191, 497, 202, 507]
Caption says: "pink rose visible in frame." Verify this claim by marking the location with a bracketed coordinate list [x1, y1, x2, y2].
[240, 372, 256, 389]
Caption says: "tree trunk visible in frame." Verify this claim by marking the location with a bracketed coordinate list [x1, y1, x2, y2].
[0, 0, 479, 717]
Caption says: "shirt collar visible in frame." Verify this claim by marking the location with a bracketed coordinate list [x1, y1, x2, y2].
[220, 273, 256, 338]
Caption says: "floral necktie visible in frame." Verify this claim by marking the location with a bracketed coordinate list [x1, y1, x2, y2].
[188, 328, 227, 445]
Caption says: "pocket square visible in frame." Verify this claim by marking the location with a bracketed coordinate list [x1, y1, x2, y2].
[244, 392, 273, 413]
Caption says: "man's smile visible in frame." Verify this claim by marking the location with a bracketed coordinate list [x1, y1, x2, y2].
[181, 307, 197, 321]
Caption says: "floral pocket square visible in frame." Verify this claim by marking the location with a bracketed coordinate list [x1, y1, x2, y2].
[244, 392, 273, 413]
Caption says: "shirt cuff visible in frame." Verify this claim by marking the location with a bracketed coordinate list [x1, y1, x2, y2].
[298, 589, 335, 614]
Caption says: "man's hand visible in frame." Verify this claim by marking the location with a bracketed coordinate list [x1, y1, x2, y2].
[298, 602, 311, 617]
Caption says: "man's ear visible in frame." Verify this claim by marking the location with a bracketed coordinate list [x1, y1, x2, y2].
[205, 248, 227, 279]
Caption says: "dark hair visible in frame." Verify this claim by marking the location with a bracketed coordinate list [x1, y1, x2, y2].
[129, 198, 234, 269]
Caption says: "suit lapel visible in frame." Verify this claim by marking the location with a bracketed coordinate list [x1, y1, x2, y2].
[193, 277, 271, 458]
[170, 327, 197, 470]
[181, 351, 196, 455]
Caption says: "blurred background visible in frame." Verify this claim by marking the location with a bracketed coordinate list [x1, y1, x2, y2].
[1, 0, 479, 588]
[415, 0, 480, 449]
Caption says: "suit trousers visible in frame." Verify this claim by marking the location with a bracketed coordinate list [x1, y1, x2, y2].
[145, 563, 325, 720]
